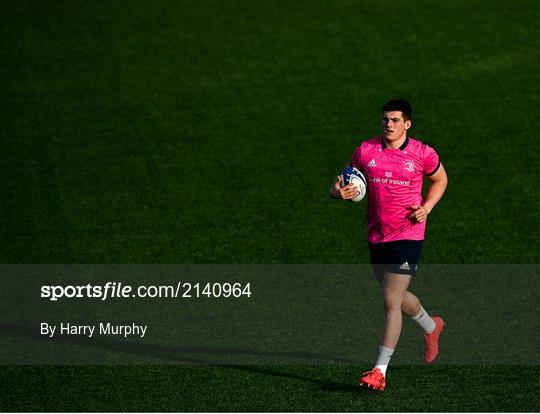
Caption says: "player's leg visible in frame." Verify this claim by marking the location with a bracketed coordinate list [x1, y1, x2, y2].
[402, 291, 435, 333]
[366, 243, 409, 378]
[373, 270, 422, 316]
[371, 241, 423, 315]
[403, 291, 435, 330]
[360, 271, 410, 390]
[388, 240, 444, 363]
[401, 291, 420, 316]
[364, 239, 443, 385]
[383, 240, 440, 338]
[379, 271, 411, 349]
[373, 261, 432, 329]
[374, 274, 439, 338]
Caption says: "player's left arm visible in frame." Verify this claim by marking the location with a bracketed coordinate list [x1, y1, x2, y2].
[409, 164, 448, 223]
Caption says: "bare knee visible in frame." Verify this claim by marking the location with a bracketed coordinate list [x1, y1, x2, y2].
[384, 295, 403, 314]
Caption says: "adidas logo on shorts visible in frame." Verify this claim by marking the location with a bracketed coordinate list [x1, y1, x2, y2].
[399, 261, 410, 270]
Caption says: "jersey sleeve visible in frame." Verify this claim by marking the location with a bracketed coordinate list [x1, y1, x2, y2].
[349, 145, 363, 170]
[423, 144, 440, 176]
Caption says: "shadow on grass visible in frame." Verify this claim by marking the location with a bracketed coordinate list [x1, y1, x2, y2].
[1, 322, 369, 392]
[1, 322, 366, 375]
[224, 365, 364, 393]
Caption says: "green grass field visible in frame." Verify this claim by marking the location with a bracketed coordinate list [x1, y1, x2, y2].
[1, 0, 539, 411]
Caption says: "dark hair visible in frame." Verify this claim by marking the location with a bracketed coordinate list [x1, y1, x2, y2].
[382, 99, 412, 121]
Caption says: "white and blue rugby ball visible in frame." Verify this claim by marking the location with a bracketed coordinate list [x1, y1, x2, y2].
[340, 166, 367, 203]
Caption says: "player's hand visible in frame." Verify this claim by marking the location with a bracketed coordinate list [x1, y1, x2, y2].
[408, 204, 430, 222]
[336, 176, 360, 200]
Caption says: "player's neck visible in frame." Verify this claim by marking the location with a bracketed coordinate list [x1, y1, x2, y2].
[383, 134, 407, 149]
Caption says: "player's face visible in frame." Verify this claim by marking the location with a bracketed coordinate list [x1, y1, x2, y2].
[382, 111, 411, 142]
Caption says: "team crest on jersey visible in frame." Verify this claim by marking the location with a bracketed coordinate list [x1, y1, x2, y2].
[403, 161, 415, 172]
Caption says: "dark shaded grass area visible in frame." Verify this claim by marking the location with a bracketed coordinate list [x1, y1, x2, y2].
[1, 365, 538, 412]
[0, 0, 539, 411]
[1, 0, 539, 263]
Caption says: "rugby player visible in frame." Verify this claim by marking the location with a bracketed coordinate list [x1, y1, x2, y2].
[330, 99, 448, 391]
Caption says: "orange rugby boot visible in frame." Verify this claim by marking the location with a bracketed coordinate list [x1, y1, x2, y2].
[424, 316, 445, 363]
[359, 368, 386, 391]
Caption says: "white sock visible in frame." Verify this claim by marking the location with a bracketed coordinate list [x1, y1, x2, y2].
[411, 305, 436, 333]
[374, 346, 394, 376]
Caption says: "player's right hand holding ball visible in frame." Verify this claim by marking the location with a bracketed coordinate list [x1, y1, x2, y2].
[335, 176, 360, 200]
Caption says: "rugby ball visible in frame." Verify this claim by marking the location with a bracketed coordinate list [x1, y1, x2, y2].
[340, 166, 367, 203]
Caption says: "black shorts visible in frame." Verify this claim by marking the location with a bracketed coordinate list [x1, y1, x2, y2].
[368, 240, 424, 276]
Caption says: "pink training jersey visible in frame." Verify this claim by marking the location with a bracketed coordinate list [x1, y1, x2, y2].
[350, 136, 440, 244]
